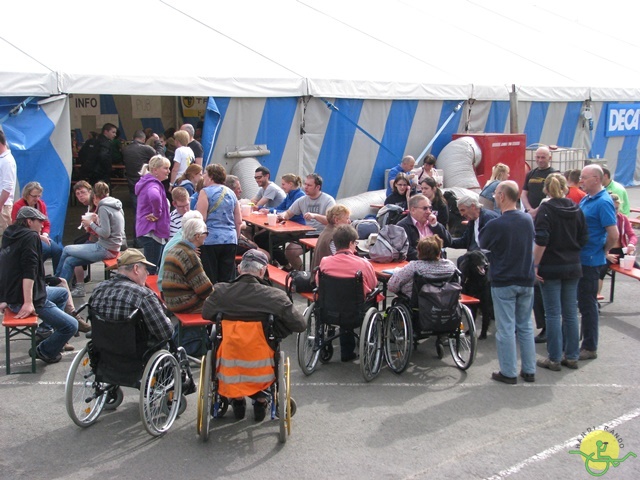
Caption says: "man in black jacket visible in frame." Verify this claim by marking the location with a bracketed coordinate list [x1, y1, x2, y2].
[0, 207, 77, 364]
[397, 194, 450, 261]
[78, 123, 117, 185]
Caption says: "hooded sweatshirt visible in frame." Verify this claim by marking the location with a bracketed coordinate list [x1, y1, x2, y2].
[135, 173, 170, 239]
[0, 223, 47, 307]
[91, 196, 125, 252]
[534, 197, 589, 279]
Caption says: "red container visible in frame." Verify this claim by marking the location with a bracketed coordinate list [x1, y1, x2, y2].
[452, 133, 527, 189]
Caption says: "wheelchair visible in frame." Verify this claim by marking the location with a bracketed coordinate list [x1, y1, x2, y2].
[384, 271, 477, 374]
[196, 312, 296, 444]
[64, 305, 195, 436]
[296, 270, 385, 382]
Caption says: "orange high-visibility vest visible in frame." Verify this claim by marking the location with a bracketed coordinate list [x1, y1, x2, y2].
[216, 319, 275, 398]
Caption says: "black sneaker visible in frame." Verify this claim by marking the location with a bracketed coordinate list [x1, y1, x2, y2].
[29, 346, 62, 364]
[520, 371, 535, 383]
[253, 400, 268, 422]
[491, 371, 517, 385]
[232, 398, 246, 420]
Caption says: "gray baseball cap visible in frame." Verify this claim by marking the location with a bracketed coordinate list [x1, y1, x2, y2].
[16, 206, 47, 221]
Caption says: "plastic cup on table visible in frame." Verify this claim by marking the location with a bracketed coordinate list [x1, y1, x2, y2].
[267, 213, 277, 226]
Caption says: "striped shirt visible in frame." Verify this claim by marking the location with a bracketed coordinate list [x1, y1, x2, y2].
[169, 209, 183, 238]
[162, 241, 213, 313]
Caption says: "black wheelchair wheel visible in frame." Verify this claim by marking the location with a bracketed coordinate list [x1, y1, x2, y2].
[65, 346, 108, 427]
[319, 343, 333, 364]
[384, 303, 413, 374]
[103, 386, 124, 411]
[449, 304, 477, 370]
[139, 350, 182, 437]
[297, 303, 320, 375]
[359, 308, 384, 382]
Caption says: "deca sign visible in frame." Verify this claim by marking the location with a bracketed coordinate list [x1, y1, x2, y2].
[606, 104, 640, 137]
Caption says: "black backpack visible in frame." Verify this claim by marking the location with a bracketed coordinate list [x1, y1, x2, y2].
[413, 272, 462, 333]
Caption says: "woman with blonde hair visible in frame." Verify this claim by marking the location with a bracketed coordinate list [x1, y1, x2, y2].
[533, 173, 588, 370]
[480, 163, 510, 213]
[135, 155, 171, 273]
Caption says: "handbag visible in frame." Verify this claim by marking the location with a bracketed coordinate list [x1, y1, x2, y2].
[285, 270, 316, 294]
[236, 235, 258, 255]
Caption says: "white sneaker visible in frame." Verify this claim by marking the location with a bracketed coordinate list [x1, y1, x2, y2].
[70, 285, 85, 298]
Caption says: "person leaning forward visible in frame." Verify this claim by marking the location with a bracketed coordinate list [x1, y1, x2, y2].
[202, 249, 305, 421]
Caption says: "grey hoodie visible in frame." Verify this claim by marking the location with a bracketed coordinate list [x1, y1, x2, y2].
[92, 196, 125, 252]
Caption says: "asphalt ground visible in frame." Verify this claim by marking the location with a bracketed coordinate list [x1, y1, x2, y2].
[1, 187, 640, 479]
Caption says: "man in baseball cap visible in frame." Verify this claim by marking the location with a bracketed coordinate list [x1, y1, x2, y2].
[0, 206, 78, 364]
[91, 248, 173, 344]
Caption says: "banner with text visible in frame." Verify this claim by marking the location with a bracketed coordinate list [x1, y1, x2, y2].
[181, 96, 208, 118]
[606, 103, 640, 137]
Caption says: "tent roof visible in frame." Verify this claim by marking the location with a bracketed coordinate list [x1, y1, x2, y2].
[2, 0, 639, 101]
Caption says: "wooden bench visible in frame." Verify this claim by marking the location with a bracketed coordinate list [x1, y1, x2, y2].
[628, 217, 640, 228]
[103, 255, 120, 280]
[607, 263, 640, 302]
[266, 264, 314, 302]
[2, 310, 38, 374]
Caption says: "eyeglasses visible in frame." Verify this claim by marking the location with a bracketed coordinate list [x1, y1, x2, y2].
[199, 231, 209, 236]
[29, 193, 42, 198]
[579, 175, 595, 180]
[396, 183, 408, 187]
[415, 206, 432, 211]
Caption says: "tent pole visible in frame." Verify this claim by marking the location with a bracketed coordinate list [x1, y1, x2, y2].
[509, 84, 518, 133]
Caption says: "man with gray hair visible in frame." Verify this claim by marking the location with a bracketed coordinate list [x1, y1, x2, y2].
[180, 123, 203, 166]
[202, 248, 305, 421]
[450, 191, 499, 251]
[203, 249, 305, 338]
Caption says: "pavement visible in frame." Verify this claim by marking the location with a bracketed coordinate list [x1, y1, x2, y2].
[2, 187, 640, 479]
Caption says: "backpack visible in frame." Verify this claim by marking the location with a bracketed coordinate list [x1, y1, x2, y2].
[352, 218, 380, 239]
[415, 273, 462, 333]
[368, 224, 408, 263]
[376, 204, 405, 227]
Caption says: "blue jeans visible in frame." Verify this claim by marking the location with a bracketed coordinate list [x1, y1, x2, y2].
[540, 278, 580, 362]
[42, 239, 63, 272]
[578, 265, 601, 351]
[491, 285, 536, 378]
[55, 243, 116, 282]
[137, 236, 164, 275]
[9, 286, 78, 358]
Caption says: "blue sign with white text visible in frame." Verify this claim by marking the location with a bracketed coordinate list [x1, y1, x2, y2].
[606, 104, 640, 137]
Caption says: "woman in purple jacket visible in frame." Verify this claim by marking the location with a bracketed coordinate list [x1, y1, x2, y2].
[135, 155, 171, 273]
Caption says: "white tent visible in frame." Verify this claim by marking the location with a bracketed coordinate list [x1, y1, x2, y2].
[1, 0, 639, 221]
